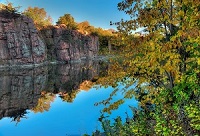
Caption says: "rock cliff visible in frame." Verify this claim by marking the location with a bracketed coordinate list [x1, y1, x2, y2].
[0, 11, 99, 67]
[0, 11, 47, 66]
[40, 25, 99, 62]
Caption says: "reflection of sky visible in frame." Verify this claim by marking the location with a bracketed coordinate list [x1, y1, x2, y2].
[0, 86, 138, 136]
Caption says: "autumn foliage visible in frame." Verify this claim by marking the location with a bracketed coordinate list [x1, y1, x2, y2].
[96, 0, 200, 135]
[23, 7, 52, 30]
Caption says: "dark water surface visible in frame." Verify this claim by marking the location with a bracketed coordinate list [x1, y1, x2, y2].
[0, 61, 137, 136]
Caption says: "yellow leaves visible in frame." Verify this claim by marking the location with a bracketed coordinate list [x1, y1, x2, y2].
[177, 30, 185, 37]
[186, 57, 196, 63]
[197, 58, 200, 65]
[149, 41, 156, 51]
[182, 0, 190, 5]
[163, 62, 173, 72]
[149, 41, 154, 46]
[96, 1, 200, 134]
[186, 45, 194, 52]
[149, 58, 156, 67]
[178, 10, 185, 17]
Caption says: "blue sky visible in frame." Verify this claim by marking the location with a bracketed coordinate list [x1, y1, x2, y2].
[0, 0, 129, 29]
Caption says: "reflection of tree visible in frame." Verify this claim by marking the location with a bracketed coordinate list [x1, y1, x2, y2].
[10, 109, 28, 126]
[59, 80, 94, 102]
[59, 90, 79, 103]
[79, 80, 93, 91]
[31, 91, 56, 113]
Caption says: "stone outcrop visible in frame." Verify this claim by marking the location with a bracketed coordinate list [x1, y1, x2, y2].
[40, 25, 99, 62]
[0, 11, 99, 66]
[0, 11, 47, 66]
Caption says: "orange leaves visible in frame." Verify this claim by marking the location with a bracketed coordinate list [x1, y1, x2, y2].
[32, 92, 55, 113]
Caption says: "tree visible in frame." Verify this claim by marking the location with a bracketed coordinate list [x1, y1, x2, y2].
[96, 0, 200, 135]
[115, 0, 200, 92]
[56, 14, 77, 30]
[23, 7, 52, 30]
[0, 2, 21, 17]
[77, 21, 94, 34]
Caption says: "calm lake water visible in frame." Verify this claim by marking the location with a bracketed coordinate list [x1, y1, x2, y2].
[0, 61, 137, 136]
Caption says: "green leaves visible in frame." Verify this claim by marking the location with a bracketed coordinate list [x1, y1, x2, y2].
[193, 43, 199, 47]
[185, 102, 200, 130]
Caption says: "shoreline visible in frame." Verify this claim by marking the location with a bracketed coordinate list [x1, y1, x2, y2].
[0, 55, 110, 70]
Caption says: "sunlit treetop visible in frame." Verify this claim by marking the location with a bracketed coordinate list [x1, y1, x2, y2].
[23, 7, 53, 29]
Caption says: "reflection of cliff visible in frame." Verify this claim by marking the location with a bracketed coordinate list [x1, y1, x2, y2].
[0, 67, 48, 120]
[0, 61, 101, 121]
[47, 61, 100, 102]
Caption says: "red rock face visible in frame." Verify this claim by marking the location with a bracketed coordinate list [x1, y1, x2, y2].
[41, 25, 99, 62]
[0, 12, 99, 66]
[0, 13, 47, 66]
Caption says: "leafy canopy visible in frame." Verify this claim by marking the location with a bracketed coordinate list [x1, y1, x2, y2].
[96, 0, 200, 135]
[23, 7, 52, 30]
[56, 13, 77, 30]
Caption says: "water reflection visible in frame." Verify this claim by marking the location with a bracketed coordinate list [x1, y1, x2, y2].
[0, 66, 48, 122]
[0, 61, 137, 135]
[0, 61, 99, 119]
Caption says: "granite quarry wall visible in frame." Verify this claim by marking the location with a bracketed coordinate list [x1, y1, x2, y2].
[0, 11, 99, 67]
[41, 25, 99, 62]
[0, 11, 47, 67]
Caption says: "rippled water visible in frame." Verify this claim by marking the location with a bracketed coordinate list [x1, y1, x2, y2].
[0, 61, 137, 136]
